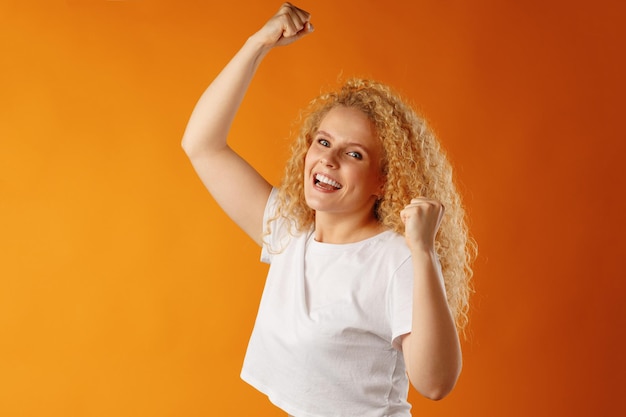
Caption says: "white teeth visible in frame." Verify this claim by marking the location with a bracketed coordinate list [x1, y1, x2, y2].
[315, 173, 342, 189]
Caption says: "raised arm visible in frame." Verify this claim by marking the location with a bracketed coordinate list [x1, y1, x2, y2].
[181, 3, 313, 246]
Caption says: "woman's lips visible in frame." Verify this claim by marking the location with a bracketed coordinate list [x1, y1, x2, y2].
[314, 172, 342, 191]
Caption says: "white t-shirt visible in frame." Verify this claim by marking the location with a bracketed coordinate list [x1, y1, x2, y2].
[241, 188, 414, 417]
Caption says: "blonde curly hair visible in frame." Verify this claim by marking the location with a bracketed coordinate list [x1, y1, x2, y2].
[270, 78, 476, 332]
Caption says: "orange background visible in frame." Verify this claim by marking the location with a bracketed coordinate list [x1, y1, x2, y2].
[1, 0, 625, 416]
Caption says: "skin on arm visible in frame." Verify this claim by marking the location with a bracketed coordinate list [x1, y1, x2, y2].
[400, 198, 463, 400]
[181, 3, 313, 246]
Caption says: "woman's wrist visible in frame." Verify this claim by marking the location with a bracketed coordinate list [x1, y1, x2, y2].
[246, 31, 275, 55]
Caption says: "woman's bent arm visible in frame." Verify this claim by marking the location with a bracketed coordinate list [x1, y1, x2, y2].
[181, 3, 313, 245]
[400, 198, 462, 400]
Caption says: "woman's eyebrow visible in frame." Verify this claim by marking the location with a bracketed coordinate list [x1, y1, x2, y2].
[315, 129, 333, 138]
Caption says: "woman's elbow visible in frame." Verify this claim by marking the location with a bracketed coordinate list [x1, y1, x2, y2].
[418, 384, 454, 401]
[409, 364, 462, 401]
[411, 379, 456, 401]
[181, 135, 196, 157]
[181, 138, 208, 161]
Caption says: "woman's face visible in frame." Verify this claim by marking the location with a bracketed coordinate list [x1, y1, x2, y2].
[303, 105, 385, 220]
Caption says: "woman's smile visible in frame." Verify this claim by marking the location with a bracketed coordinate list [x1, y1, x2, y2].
[313, 172, 342, 191]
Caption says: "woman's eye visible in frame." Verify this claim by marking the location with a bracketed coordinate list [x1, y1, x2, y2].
[347, 151, 363, 160]
[318, 139, 330, 147]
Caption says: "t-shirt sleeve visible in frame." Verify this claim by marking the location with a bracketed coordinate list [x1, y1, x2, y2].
[389, 257, 414, 351]
[260, 187, 279, 264]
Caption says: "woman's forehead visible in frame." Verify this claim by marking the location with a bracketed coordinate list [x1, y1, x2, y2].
[317, 106, 377, 143]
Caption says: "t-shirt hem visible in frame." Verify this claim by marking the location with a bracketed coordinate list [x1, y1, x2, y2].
[241, 370, 321, 417]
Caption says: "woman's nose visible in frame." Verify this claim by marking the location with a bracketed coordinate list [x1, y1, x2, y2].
[320, 154, 337, 168]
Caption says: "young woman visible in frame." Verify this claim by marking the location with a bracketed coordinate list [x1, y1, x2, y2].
[182, 3, 475, 416]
